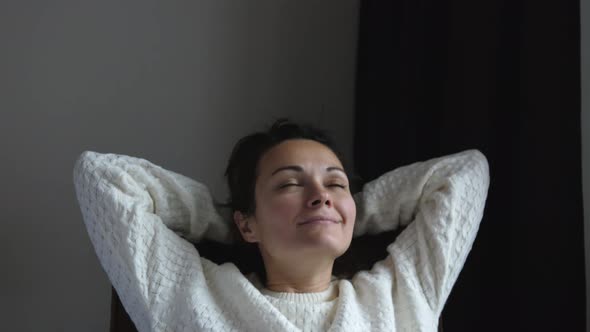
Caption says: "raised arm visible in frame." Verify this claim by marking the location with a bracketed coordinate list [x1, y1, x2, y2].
[72, 151, 233, 330]
[353, 149, 490, 315]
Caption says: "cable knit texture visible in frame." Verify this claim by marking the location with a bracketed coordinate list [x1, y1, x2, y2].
[72, 149, 489, 332]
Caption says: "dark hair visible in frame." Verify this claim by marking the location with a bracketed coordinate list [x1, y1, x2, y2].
[223, 118, 351, 217]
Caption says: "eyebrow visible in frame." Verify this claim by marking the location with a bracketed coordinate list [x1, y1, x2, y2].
[271, 165, 347, 176]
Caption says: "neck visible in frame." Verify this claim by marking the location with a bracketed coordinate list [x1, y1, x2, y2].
[262, 254, 335, 293]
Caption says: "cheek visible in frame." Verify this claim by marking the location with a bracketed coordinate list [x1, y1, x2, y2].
[341, 197, 357, 226]
[262, 194, 301, 219]
[254, 195, 304, 251]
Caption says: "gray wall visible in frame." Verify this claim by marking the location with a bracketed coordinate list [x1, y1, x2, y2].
[583, 0, 590, 330]
[1, 1, 359, 330]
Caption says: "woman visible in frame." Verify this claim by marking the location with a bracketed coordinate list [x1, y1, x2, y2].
[73, 119, 489, 331]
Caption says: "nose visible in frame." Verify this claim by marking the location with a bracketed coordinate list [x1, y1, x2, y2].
[307, 185, 331, 208]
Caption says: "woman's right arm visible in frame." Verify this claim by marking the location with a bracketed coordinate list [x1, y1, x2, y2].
[72, 151, 233, 330]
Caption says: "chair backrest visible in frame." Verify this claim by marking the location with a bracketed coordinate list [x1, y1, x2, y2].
[110, 287, 138, 332]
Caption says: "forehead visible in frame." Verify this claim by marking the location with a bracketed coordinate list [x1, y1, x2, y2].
[258, 139, 342, 173]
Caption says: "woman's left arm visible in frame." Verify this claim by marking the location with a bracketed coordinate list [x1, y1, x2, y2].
[353, 149, 490, 315]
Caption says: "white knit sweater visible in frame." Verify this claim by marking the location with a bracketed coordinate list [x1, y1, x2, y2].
[72, 148, 489, 332]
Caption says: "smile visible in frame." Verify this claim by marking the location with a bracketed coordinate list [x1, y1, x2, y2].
[298, 217, 341, 226]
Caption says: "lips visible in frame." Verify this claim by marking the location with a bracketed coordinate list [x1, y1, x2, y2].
[298, 215, 341, 226]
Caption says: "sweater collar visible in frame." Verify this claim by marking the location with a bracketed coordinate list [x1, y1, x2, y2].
[260, 279, 339, 303]
[247, 273, 339, 304]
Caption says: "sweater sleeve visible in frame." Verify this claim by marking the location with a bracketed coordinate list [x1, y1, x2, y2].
[353, 149, 489, 315]
[72, 151, 233, 330]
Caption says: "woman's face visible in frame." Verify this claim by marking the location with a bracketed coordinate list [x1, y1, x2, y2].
[235, 139, 356, 263]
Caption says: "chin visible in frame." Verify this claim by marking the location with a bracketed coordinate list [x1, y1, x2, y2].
[300, 237, 351, 257]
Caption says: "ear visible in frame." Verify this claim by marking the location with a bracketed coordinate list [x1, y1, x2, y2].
[233, 211, 259, 243]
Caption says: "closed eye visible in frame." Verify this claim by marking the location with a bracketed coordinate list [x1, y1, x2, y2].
[278, 183, 347, 189]
[279, 183, 300, 189]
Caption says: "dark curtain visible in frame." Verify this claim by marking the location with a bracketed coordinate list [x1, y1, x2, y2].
[353, 0, 585, 331]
